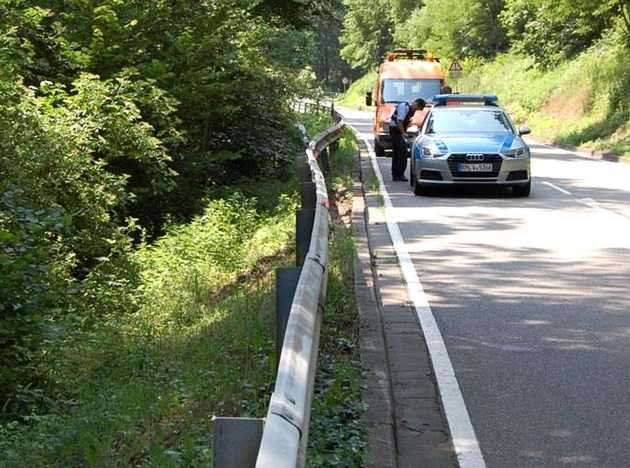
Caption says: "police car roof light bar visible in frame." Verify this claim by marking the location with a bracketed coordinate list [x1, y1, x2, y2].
[433, 94, 499, 106]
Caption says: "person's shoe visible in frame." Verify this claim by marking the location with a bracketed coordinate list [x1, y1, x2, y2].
[398, 175, 408, 182]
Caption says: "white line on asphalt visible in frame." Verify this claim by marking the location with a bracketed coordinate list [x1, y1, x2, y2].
[542, 181, 572, 195]
[577, 197, 601, 210]
[354, 128, 487, 468]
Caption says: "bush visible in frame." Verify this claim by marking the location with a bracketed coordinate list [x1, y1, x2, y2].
[0, 70, 179, 416]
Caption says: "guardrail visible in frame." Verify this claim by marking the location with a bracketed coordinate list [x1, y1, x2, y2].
[212, 107, 345, 468]
[292, 99, 337, 117]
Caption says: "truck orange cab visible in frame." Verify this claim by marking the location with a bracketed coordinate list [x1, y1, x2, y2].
[366, 49, 445, 156]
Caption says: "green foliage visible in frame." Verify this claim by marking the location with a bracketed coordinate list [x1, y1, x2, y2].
[340, 0, 394, 71]
[339, 0, 630, 72]
[0, 0, 330, 422]
[0, 184, 297, 466]
[395, 0, 508, 59]
[0, 75, 134, 411]
[336, 70, 378, 108]
[456, 53, 568, 121]
[307, 132, 366, 466]
[500, 0, 610, 66]
[302, 112, 336, 138]
[308, 226, 366, 467]
[457, 36, 630, 156]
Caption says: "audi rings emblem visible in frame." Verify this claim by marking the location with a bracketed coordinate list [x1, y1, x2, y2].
[465, 153, 485, 162]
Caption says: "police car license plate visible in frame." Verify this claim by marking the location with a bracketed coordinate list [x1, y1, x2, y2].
[458, 163, 493, 172]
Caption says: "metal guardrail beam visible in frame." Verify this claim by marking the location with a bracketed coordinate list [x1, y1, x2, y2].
[254, 115, 345, 468]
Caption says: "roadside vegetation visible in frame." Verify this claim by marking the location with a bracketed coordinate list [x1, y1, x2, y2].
[0, 0, 361, 465]
[0, 106, 366, 465]
[1, 183, 296, 465]
[336, 70, 377, 109]
[457, 37, 630, 156]
[336, 0, 630, 157]
[308, 128, 367, 467]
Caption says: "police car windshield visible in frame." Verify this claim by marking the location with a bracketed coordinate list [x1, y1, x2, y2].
[382, 79, 441, 103]
[426, 109, 514, 134]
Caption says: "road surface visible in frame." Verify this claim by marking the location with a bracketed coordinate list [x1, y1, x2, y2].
[342, 107, 630, 468]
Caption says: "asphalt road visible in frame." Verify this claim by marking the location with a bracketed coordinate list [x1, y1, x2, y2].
[341, 107, 630, 468]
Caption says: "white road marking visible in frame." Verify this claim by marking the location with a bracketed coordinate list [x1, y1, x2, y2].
[351, 126, 487, 468]
[578, 197, 600, 210]
[542, 181, 572, 195]
[448, 335, 538, 353]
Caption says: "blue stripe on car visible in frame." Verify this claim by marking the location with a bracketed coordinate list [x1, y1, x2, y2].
[501, 134, 516, 153]
[414, 144, 422, 160]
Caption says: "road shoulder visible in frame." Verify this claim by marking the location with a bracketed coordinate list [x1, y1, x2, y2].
[352, 136, 456, 468]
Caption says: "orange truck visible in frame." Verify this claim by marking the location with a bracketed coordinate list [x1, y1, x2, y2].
[366, 49, 445, 156]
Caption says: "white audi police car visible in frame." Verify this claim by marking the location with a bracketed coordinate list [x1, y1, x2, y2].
[409, 94, 531, 196]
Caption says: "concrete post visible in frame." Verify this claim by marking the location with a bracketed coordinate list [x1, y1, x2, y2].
[296, 209, 315, 266]
[300, 182, 316, 211]
[275, 267, 301, 368]
[212, 417, 264, 468]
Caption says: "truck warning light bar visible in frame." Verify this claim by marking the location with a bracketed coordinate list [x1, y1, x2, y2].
[387, 48, 440, 62]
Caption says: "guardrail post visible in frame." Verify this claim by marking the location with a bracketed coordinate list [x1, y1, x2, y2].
[296, 209, 315, 266]
[275, 267, 301, 367]
[297, 155, 311, 183]
[255, 116, 342, 468]
[212, 417, 264, 468]
[320, 148, 331, 175]
[300, 181, 316, 211]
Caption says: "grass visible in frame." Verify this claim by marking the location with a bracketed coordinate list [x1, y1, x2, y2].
[335, 70, 377, 110]
[307, 226, 366, 468]
[329, 128, 359, 195]
[307, 130, 367, 467]
[0, 113, 367, 467]
[0, 181, 297, 467]
[338, 37, 630, 158]
[300, 111, 335, 137]
[456, 39, 630, 157]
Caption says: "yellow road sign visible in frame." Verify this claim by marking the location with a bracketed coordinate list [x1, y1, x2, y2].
[449, 59, 463, 73]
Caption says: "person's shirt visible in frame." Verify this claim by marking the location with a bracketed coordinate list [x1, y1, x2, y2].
[389, 102, 411, 130]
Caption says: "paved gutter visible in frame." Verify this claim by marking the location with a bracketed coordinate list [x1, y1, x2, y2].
[352, 137, 457, 468]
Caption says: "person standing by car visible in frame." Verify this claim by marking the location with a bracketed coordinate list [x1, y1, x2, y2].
[389, 98, 426, 181]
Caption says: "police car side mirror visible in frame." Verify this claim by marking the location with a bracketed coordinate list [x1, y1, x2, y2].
[407, 125, 419, 137]
[519, 125, 531, 136]
[365, 92, 372, 107]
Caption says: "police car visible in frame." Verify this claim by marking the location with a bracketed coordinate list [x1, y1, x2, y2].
[409, 94, 531, 196]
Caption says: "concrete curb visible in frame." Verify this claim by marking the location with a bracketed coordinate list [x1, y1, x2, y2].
[351, 134, 456, 468]
[352, 147, 397, 468]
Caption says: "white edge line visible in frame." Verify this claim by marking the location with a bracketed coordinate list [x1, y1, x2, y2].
[542, 181, 572, 196]
[352, 126, 487, 468]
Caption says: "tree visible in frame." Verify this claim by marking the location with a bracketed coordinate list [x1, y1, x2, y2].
[395, 0, 508, 59]
[500, 0, 610, 66]
[340, 0, 394, 71]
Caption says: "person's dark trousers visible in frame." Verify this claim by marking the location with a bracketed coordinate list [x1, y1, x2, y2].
[389, 127, 408, 179]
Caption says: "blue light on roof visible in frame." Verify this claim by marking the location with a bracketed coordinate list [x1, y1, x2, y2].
[432, 94, 499, 106]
